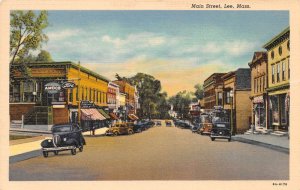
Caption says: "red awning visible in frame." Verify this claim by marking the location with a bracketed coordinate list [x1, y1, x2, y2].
[81, 109, 106, 121]
[109, 112, 119, 120]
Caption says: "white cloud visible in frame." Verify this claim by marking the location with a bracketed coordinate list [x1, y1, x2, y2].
[47, 29, 82, 41]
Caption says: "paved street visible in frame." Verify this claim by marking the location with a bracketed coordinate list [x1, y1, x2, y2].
[10, 125, 289, 180]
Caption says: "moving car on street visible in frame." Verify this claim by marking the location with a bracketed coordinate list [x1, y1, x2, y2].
[40, 123, 86, 157]
[210, 108, 231, 142]
[105, 123, 134, 136]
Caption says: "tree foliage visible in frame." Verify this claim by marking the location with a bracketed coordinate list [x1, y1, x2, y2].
[10, 10, 49, 65]
[126, 73, 170, 119]
[36, 50, 53, 62]
[194, 83, 204, 100]
[168, 91, 193, 119]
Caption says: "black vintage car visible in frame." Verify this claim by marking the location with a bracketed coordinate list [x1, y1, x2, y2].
[133, 123, 146, 133]
[210, 109, 231, 142]
[41, 123, 86, 157]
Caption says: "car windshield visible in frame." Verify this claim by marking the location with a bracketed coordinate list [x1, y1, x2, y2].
[52, 125, 71, 133]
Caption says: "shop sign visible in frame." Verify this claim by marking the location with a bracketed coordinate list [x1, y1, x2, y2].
[80, 100, 95, 108]
[44, 82, 61, 94]
[62, 82, 76, 89]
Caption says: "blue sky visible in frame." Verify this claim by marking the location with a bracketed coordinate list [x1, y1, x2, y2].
[42, 11, 289, 96]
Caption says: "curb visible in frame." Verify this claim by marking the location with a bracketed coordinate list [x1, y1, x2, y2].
[10, 150, 41, 164]
[232, 137, 289, 154]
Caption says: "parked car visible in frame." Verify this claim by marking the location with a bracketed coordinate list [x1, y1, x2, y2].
[191, 123, 201, 133]
[178, 122, 193, 129]
[165, 120, 172, 127]
[198, 114, 213, 135]
[40, 123, 86, 158]
[105, 123, 134, 136]
[210, 109, 231, 142]
[155, 121, 162, 126]
[144, 121, 155, 129]
[133, 123, 146, 133]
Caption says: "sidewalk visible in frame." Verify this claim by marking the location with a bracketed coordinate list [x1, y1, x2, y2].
[232, 134, 289, 154]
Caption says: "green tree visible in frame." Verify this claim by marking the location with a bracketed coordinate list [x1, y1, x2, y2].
[168, 90, 193, 119]
[10, 10, 49, 81]
[127, 73, 170, 119]
[36, 50, 53, 62]
[194, 83, 204, 100]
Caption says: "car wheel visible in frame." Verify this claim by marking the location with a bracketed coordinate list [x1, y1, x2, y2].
[228, 138, 231, 142]
[43, 151, 48, 158]
[211, 137, 215, 141]
[54, 151, 59, 155]
[71, 148, 77, 155]
[79, 146, 83, 152]
[113, 131, 118, 136]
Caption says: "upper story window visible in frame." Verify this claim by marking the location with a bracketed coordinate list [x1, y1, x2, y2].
[287, 40, 290, 51]
[271, 50, 275, 60]
[272, 65, 275, 84]
[254, 79, 256, 93]
[288, 58, 290, 79]
[278, 46, 282, 56]
[277, 63, 280, 82]
[282, 61, 286, 81]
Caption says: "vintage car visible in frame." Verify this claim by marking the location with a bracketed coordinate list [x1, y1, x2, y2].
[165, 120, 172, 127]
[105, 123, 134, 136]
[133, 123, 146, 133]
[155, 121, 162, 126]
[210, 109, 231, 142]
[40, 123, 86, 158]
[198, 114, 213, 135]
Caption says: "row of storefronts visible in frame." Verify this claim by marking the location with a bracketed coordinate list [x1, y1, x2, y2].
[202, 27, 290, 134]
[9, 61, 139, 131]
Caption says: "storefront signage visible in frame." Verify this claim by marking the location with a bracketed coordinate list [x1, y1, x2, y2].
[44, 82, 61, 94]
[80, 100, 95, 108]
[62, 82, 76, 89]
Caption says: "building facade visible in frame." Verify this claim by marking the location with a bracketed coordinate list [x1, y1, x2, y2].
[248, 52, 268, 130]
[107, 82, 119, 112]
[263, 27, 290, 132]
[10, 61, 109, 130]
[203, 73, 225, 109]
[222, 68, 251, 134]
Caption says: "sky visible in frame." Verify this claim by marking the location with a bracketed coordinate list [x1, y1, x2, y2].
[42, 11, 289, 96]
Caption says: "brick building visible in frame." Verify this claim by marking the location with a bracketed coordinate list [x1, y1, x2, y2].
[203, 73, 225, 109]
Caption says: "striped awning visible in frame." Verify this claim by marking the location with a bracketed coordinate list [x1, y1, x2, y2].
[81, 109, 106, 121]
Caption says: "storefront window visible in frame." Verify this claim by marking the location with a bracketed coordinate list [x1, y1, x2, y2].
[280, 94, 287, 124]
[23, 81, 35, 102]
[10, 84, 20, 102]
[270, 96, 279, 124]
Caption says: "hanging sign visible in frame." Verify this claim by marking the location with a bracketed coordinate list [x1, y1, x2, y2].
[44, 82, 61, 94]
[62, 82, 76, 89]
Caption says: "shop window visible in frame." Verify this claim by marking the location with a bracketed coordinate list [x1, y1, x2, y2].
[23, 81, 35, 102]
[9, 84, 20, 102]
[272, 65, 275, 83]
[277, 63, 280, 82]
[270, 96, 279, 124]
[280, 94, 287, 124]
[282, 61, 286, 81]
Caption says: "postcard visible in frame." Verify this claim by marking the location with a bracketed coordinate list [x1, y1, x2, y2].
[0, 0, 299, 190]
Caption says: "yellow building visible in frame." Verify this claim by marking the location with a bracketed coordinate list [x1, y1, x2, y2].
[222, 68, 252, 134]
[10, 61, 109, 130]
[263, 27, 290, 131]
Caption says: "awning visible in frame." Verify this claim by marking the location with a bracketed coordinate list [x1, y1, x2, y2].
[109, 112, 119, 120]
[98, 109, 111, 119]
[81, 109, 106, 121]
[128, 114, 139, 120]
